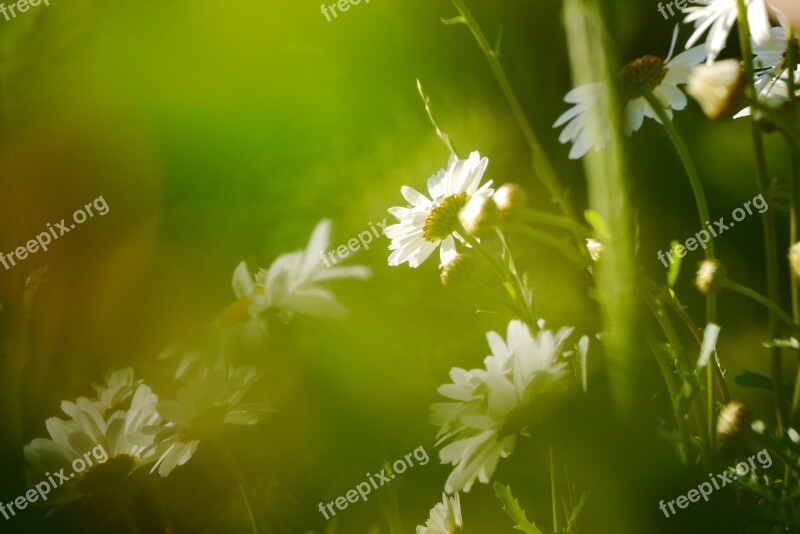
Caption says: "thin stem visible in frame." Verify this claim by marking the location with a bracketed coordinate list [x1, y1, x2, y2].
[521, 209, 592, 235]
[466, 273, 530, 319]
[648, 336, 693, 464]
[449, 0, 586, 256]
[503, 223, 584, 264]
[214, 438, 259, 534]
[550, 445, 561, 534]
[786, 26, 800, 426]
[722, 279, 800, 337]
[417, 79, 459, 156]
[639, 85, 718, 449]
[736, 0, 786, 431]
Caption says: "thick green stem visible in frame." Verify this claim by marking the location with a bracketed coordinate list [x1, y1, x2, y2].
[550, 445, 561, 533]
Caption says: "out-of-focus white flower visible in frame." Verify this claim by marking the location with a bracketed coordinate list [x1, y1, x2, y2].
[24, 383, 161, 507]
[687, 59, 743, 118]
[385, 152, 494, 267]
[433, 320, 583, 493]
[684, 0, 772, 64]
[416, 492, 463, 534]
[553, 83, 612, 160]
[149, 366, 268, 477]
[217, 220, 370, 346]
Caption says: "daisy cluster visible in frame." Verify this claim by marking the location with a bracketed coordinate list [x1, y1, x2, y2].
[21, 220, 369, 518]
[554, 0, 794, 159]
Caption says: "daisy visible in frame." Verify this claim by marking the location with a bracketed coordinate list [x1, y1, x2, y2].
[555, 33, 705, 157]
[734, 24, 800, 118]
[553, 83, 612, 160]
[218, 220, 370, 338]
[686, 59, 743, 118]
[683, 0, 772, 64]
[23, 383, 161, 508]
[433, 320, 584, 493]
[384, 151, 494, 268]
[417, 492, 463, 534]
[619, 44, 707, 135]
[149, 365, 269, 477]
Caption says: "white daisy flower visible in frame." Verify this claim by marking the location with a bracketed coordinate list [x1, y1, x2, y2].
[385, 152, 494, 268]
[149, 365, 269, 477]
[734, 25, 800, 118]
[416, 492, 463, 534]
[217, 219, 370, 345]
[24, 383, 161, 507]
[620, 46, 707, 135]
[433, 320, 582, 493]
[555, 35, 705, 157]
[553, 83, 612, 160]
[684, 0, 772, 64]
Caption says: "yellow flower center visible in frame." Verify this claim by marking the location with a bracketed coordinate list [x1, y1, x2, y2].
[423, 193, 468, 242]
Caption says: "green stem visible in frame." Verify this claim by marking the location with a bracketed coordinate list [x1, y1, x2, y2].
[449, 0, 586, 256]
[214, 438, 259, 534]
[521, 209, 592, 235]
[722, 279, 800, 337]
[466, 273, 530, 319]
[639, 85, 718, 449]
[788, 26, 800, 426]
[550, 445, 561, 534]
[737, 0, 787, 430]
[503, 223, 584, 264]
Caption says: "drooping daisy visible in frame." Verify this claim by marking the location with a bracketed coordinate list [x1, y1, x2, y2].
[384, 152, 494, 268]
[555, 34, 705, 157]
[553, 82, 612, 160]
[433, 320, 585, 493]
[619, 44, 707, 135]
[217, 219, 370, 345]
[683, 0, 772, 64]
[149, 365, 269, 477]
[416, 492, 463, 534]
[24, 383, 162, 508]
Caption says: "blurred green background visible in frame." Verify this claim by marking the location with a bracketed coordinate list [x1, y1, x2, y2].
[0, 0, 792, 532]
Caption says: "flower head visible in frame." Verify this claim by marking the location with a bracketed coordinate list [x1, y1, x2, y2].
[696, 259, 724, 294]
[684, 0, 772, 64]
[553, 82, 612, 160]
[790, 241, 800, 279]
[416, 492, 463, 534]
[218, 220, 370, 345]
[24, 383, 161, 507]
[385, 152, 493, 267]
[433, 320, 582, 493]
[620, 46, 706, 135]
[149, 365, 269, 477]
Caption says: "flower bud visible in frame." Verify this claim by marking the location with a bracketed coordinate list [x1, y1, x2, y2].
[789, 242, 800, 279]
[493, 183, 528, 220]
[459, 195, 498, 238]
[440, 253, 475, 287]
[695, 260, 724, 295]
[687, 60, 743, 119]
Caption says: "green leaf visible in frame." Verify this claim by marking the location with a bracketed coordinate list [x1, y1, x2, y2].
[567, 490, 591, 529]
[667, 240, 682, 289]
[441, 15, 467, 25]
[734, 370, 794, 399]
[584, 209, 610, 239]
[493, 482, 544, 534]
